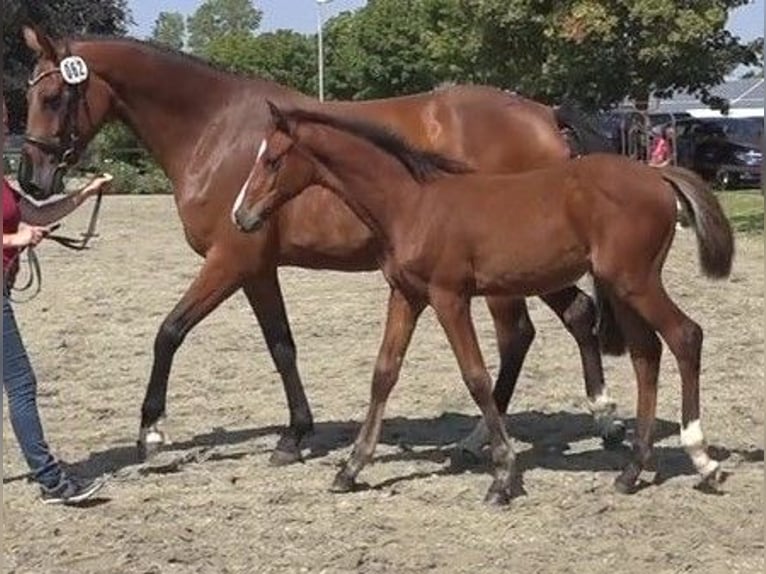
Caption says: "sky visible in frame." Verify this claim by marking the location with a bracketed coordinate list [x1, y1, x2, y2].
[128, 0, 765, 41]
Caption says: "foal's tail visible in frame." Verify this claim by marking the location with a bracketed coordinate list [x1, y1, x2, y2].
[660, 166, 735, 279]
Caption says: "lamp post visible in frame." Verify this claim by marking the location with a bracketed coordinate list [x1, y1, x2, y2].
[316, 0, 334, 102]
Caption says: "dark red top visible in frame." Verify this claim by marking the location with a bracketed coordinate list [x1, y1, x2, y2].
[3, 177, 21, 278]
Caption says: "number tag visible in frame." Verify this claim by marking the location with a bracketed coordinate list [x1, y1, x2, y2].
[59, 56, 89, 85]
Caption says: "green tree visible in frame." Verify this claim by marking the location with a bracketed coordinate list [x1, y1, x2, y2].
[205, 30, 317, 95]
[187, 0, 263, 56]
[2, 0, 131, 131]
[464, 0, 761, 110]
[151, 11, 186, 50]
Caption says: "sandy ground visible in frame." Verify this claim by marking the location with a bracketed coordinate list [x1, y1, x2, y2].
[3, 195, 763, 574]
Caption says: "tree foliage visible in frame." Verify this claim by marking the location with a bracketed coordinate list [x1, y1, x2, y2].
[2, 0, 131, 131]
[151, 11, 186, 50]
[187, 0, 262, 55]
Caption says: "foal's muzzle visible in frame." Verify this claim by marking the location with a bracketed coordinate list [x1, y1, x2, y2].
[234, 209, 265, 233]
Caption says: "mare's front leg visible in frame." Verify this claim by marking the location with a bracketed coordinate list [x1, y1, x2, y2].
[138, 251, 243, 460]
[456, 296, 534, 459]
[541, 287, 626, 447]
[243, 272, 313, 465]
[432, 291, 516, 505]
[331, 288, 425, 492]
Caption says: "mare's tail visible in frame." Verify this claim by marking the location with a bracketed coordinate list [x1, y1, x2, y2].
[660, 165, 735, 279]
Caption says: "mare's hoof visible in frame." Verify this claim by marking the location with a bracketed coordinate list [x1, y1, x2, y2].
[695, 463, 727, 494]
[483, 483, 512, 507]
[269, 447, 303, 466]
[329, 468, 357, 493]
[601, 421, 627, 449]
[137, 427, 168, 462]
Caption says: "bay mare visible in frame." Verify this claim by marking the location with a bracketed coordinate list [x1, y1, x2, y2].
[20, 27, 624, 464]
[233, 103, 734, 504]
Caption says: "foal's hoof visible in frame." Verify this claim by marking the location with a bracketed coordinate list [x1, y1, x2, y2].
[601, 421, 627, 449]
[483, 483, 512, 507]
[329, 468, 357, 493]
[137, 427, 168, 462]
[269, 446, 303, 467]
[614, 464, 640, 495]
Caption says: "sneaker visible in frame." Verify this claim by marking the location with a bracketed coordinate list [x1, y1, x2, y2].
[40, 474, 106, 505]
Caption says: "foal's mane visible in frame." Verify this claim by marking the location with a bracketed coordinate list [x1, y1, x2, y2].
[283, 108, 474, 184]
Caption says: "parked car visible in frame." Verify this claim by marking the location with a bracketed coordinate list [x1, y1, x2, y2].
[668, 117, 762, 188]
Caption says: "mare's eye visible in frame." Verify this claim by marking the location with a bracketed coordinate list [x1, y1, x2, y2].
[43, 94, 63, 111]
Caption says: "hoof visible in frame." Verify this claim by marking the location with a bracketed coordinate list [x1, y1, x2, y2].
[483, 483, 512, 506]
[137, 427, 168, 462]
[329, 468, 357, 493]
[695, 462, 727, 494]
[614, 464, 640, 494]
[269, 447, 303, 466]
[601, 421, 627, 449]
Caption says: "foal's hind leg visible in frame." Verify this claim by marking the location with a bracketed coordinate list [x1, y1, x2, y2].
[456, 296, 533, 459]
[618, 279, 721, 490]
[541, 287, 626, 447]
[331, 288, 425, 492]
[243, 273, 313, 465]
[607, 299, 662, 493]
[432, 291, 516, 505]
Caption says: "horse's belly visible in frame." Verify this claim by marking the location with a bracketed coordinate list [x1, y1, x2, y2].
[474, 247, 589, 297]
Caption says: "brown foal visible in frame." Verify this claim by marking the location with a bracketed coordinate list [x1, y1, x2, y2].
[233, 103, 734, 504]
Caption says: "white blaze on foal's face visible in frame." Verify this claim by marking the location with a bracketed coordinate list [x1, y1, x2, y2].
[231, 138, 269, 224]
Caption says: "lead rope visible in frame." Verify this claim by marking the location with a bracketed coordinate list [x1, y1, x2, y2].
[6, 189, 104, 303]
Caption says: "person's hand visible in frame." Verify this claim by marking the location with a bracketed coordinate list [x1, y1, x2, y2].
[13, 223, 50, 247]
[81, 173, 114, 197]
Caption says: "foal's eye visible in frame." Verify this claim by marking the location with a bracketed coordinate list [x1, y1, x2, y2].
[266, 155, 282, 170]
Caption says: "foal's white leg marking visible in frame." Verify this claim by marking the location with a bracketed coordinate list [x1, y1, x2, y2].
[456, 418, 490, 456]
[230, 138, 268, 224]
[588, 392, 618, 437]
[680, 419, 719, 477]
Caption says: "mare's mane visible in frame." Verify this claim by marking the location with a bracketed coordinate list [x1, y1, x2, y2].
[282, 108, 474, 184]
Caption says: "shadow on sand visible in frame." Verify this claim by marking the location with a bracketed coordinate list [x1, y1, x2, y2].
[6, 411, 761, 495]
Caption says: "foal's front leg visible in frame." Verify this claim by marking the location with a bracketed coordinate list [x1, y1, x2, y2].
[331, 288, 425, 492]
[431, 291, 516, 505]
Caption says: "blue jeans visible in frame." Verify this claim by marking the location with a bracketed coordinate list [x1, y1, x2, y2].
[3, 291, 63, 488]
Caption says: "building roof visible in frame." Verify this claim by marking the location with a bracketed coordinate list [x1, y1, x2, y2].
[646, 78, 764, 117]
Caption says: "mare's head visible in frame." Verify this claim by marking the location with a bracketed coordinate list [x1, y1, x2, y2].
[232, 101, 318, 233]
[19, 26, 113, 199]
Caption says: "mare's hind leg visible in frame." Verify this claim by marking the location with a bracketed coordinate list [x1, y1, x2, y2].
[456, 296, 533, 459]
[541, 287, 626, 447]
[607, 298, 662, 493]
[331, 288, 425, 492]
[432, 291, 516, 505]
[243, 272, 313, 466]
[139, 253, 242, 460]
[617, 278, 721, 491]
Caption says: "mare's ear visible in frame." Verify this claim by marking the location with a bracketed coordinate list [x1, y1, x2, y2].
[266, 100, 293, 136]
[22, 25, 58, 61]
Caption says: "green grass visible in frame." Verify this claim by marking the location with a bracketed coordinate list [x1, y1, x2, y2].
[717, 189, 764, 234]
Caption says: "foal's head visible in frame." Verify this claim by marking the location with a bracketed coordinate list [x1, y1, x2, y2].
[231, 101, 318, 232]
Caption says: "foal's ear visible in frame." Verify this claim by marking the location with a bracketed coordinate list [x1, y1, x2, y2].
[23, 25, 58, 61]
[266, 100, 292, 136]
